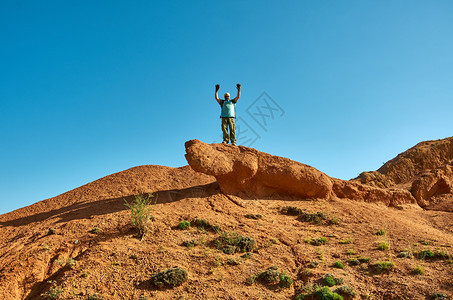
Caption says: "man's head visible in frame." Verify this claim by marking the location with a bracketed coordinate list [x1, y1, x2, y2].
[224, 93, 230, 99]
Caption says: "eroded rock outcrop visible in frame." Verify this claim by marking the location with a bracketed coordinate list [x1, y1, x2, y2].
[185, 139, 333, 199]
[184, 139, 416, 207]
[352, 137, 453, 211]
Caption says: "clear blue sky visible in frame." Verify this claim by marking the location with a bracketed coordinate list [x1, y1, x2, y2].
[1, 1, 452, 215]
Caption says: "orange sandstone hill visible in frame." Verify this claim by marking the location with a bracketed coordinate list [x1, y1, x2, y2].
[0, 138, 452, 300]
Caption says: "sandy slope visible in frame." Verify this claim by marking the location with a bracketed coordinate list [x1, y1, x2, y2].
[0, 159, 452, 299]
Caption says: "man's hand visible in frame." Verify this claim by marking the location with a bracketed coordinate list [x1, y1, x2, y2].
[215, 84, 220, 91]
[236, 83, 241, 90]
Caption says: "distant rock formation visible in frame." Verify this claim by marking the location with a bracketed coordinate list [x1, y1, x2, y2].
[184, 139, 416, 207]
[353, 137, 453, 211]
[184, 139, 333, 199]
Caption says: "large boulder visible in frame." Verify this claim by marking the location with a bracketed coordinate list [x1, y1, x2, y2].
[184, 140, 416, 207]
[184, 140, 333, 199]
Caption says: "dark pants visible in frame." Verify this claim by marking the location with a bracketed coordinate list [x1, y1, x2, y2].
[221, 117, 236, 144]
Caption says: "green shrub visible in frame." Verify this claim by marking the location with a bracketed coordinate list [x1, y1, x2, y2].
[87, 294, 103, 300]
[257, 266, 280, 284]
[348, 258, 360, 265]
[281, 206, 303, 216]
[413, 265, 424, 275]
[397, 251, 412, 258]
[372, 260, 395, 272]
[41, 281, 63, 299]
[376, 230, 386, 236]
[323, 274, 344, 287]
[149, 267, 188, 288]
[192, 218, 210, 229]
[182, 240, 196, 248]
[299, 211, 327, 224]
[214, 231, 256, 253]
[377, 241, 389, 250]
[431, 292, 449, 299]
[315, 286, 344, 300]
[323, 274, 336, 287]
[334, 285, 356, 297]
[339, 238, 353, 244]
[415, 249, 435, 259]
[358, 257, 370, 263]
[279, 274, 293, 288]
[124, 193, 156, 239]
[346, 249, 355, 255]
[310, 237, 327, 246]
[177, 221, 191, 230]
[227, 258, 240, 265]
[333, 261, 345, 269]
[89, 227, 100, 234]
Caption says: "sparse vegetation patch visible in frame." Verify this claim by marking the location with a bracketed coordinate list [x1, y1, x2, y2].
[214, 231, 256, 254]
[149, 267, 188, 288]
[124, 193, 156, 240]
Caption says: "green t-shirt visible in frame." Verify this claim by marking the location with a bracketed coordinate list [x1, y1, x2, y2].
[220, 99, 237, 118]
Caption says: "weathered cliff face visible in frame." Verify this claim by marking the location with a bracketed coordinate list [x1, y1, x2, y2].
[184, 140, 416, 207]
[353, 137, 453, 211]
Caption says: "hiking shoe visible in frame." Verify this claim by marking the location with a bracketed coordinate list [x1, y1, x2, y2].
[222, 141, 228, 145]
[232, 143, 236, 146]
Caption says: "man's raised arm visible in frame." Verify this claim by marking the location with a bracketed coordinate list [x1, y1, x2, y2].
[215, 84, 220, 104]
[234, 83, 241, 102]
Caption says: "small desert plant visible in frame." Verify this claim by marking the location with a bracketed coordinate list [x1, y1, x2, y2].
[376, 229, 386, 236]
[42, 244, 51, 251]
[346, 249, 355, 255]
[47, 228, 56, 235]
[245, 274, 258, 285]
[241, 252, 252, 259]
[414, 249, 435, 259]
[398, 251, 412, 258]
[41, 281, 63, 299]
[89, 227, 100, 234]
[310, 237, 327, 246]
[431, 292, 449, 299]
[149, 267, 188, 288]
[214, 231, 256, 254]
[323, 273, 344, 287]
[177, 220, 191, 230]
[87, 294, 103, 300]
[299, 211, 327, 224]
[348, 258, 360, 265]
[334, 285, 356, 298]
[295, 283, 320, 300]
[358, 257, 370, 263]
[372, 260, 395, 272]
[257, 266, 280, 284]
[192, 218, 210, 229]
[281, 206, 303, 215]
[130, 254, 138, 260]
[413, 265, 424, 275]
[66, 258, 76, 268]
[227, 258, 240, 265]
[315, 286, 344, 300]
[279, 274, 293, 288]
[309, 261, 319, 268]
[333, 261, 345, 269]
[339, 238, 354, 244]
[377, 241, 389, 250]
[124, 193, 156, 240]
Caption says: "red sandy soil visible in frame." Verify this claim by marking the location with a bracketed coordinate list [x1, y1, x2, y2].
[0, 158, 452, 299]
